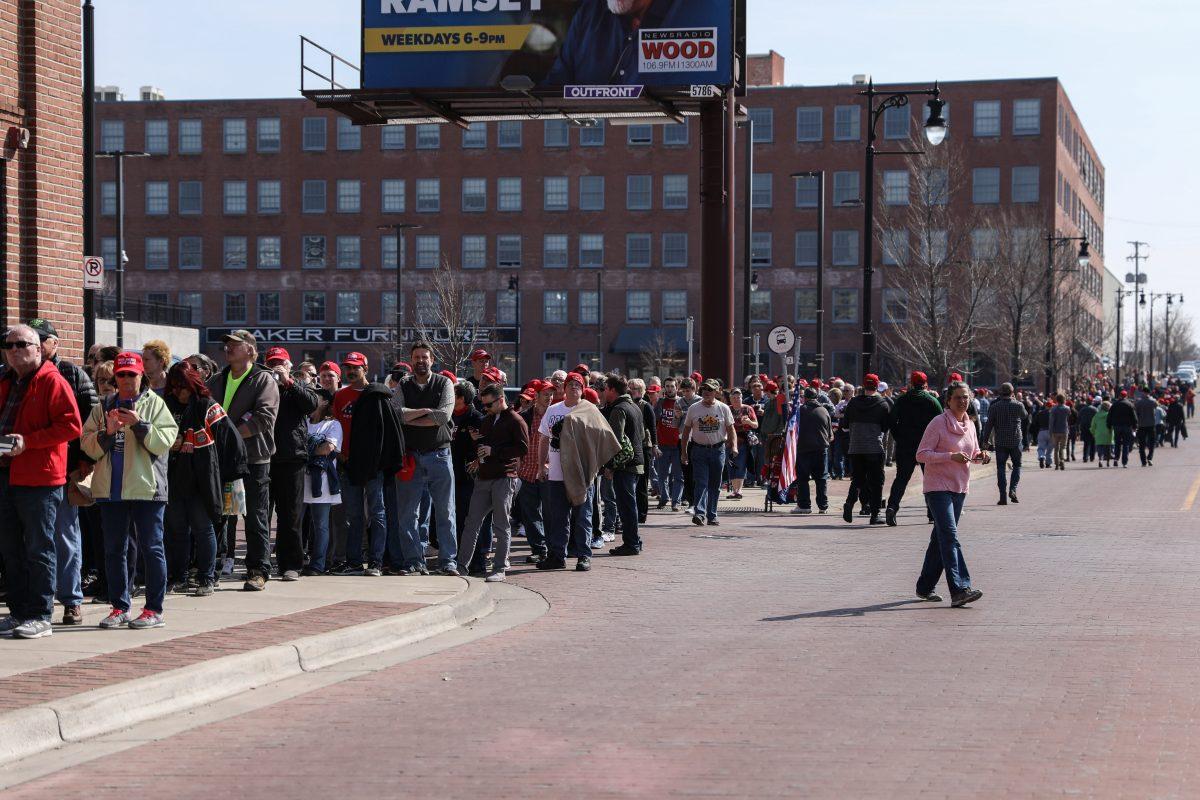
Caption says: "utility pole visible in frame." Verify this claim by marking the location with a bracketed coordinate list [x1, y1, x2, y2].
[82, 0, 96, 354]
[1127, 241, 1148, 377]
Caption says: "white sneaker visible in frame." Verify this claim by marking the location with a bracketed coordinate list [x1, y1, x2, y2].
[485, 572, 506, 583]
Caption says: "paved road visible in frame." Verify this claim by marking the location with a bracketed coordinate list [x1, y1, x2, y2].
[10, 444, 1200, 798]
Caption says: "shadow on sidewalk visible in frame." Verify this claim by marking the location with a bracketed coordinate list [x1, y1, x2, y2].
[761, 599, 929, 621]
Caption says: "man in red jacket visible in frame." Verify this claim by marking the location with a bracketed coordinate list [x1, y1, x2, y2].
[0, 325, 83, 639]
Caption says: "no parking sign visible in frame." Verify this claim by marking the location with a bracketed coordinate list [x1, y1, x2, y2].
[82, 256, 104, 290]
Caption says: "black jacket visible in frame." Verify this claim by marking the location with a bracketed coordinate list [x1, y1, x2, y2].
[795, 400, 832, 453]
[346, 383, 405, 486]
[1107, 398, 1137, 429]
[271, 379, 320, 463]
[603, 394, 645, 472]
[636, 397, 657, 448]
[451, 406, 484, 488]
[888, 389, 942, 451]
[166, 395, 247, 524]
[51, 355, 98, 467]
[1167, 403, 1186, 425]
[843, 393, 892, 456]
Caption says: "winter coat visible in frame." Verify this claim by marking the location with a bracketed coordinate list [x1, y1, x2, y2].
[272, 379, 320, 463]
[207, 364, 279, 465]
[346, 383, 405, 486]
[1090, 410, 1114, 445]
[0, 358, 82, 487]
[50, 354, 98, 468]
[888, 388, 943, 451]
[603, 394, 645, 474]
[1106, 398, 1137, 429]
[167, 395, 248, 523]
[560, 401, 620, 506]
[794, 400, 832, 453]
[82, 390, 178, 502]
[843, 393, 892, 456]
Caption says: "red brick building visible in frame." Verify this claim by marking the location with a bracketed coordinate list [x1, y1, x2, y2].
[93, 56, 1105, 386]
[1, 1, 84, 357]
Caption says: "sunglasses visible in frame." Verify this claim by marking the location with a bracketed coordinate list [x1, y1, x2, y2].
[1, 340, 37, 350]
[481, 397, 500, 408]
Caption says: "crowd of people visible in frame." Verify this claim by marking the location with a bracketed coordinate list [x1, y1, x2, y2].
[1, 315, 1195, 636]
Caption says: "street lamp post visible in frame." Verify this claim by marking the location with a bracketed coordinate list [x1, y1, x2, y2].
[741, 117, 754, 381]
[508, 274, 520, 383]
[96, 150, 150, 348]
[791, 171, 825, 378]
[859, 79, 946, 377]
[1044, 235, 1090, 394]
[1114, 285, 1137, 388]
[377, 222, 421, 363]
[1164, 294, 1183, 374]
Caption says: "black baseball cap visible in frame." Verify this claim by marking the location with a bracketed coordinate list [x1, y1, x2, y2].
[27, 318, 58, 340]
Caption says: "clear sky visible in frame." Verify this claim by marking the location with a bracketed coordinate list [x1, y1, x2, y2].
[96, 0, 1198, 345]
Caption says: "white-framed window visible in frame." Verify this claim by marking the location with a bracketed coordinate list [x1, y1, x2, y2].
[627, 234, 651, 268]
[1013, 98, 1041, 135]
[336, 236, 361, 269]
[663, 290, 688, 323]
[381, 125, 406, 150]
[973, 100, 1001, 137]
[179, 236, 202, 270]
[833, 105, 860, 140]
[100, 120, 124, 151]
[144, 237, 169, 270]
[794, 230, 818, 267]
[882, 105, 909, 140]
[496, 291, 517, 325]
[416, 124, 440, 149]
[302, 179, 326, 213]
[462, 291, 486, 325]
[223, 118, 247, 153]
[256, 118, 281, 152]
[222, 181, 247, 215]
[833, 171, 859, 205]
[882, 288, 908, 323]
[381, 234, 405, 270]
[579, 122, 605, 147]
[543, 176, 568, 211]
[663, 174, 688, 209]
[145, 181, 169, 215]
[579, 175, 605, 211]
[972, 167, 1001, 204]
[796, 107, 822, 142]
[579, 290, 600, 325]
[302, 291, 326, 323]
[748, 107, 774, 142]
[883, 170, 909, 205]
[258, 292, 281, 324]
[336, 117, 361, 150]
[626, 290, 651, 323]
[832, 230, 859, 266]
[544, 119, 569, 148]
[224, 293, 247, 324]
[543, 351, 568, 375]
[336, 180, 361, 213]
[461, 235, 486, 269]
[497, 178, 522, 212]
[881, 229, 908, 266]
[627, 175, 652, 210]
[751, 173, 772, 208]
[257, 236, 282, 269]
[750, 289, 772, 323]
[462, 177, 487, 212]
[543, 234, 568, 269]
[751, 232, 772, 266]
[795, 289, 817, 323]
[381, 179, 405, 213]
[179, 181, 202, 215]
[1012, 166, 1040, 203]
[663, 232, 688, 267]
[145, 120, 169, 154]
[627, 125, 653, 145]
[223, 236, 248, 269]
[337, 291, 361, 323]
[543, 291, 568, 324]
[462, 122, 487, 148]
[832, 288, 859, 323]
[415, 235, 440, 268]
[663, 120, 689, 146]
[579, 234, 604, 268]
[497, 235, 521, 268]
[302, 117, 326, 151]
[794, 174, 819, 208]
[257, 180, 281, 214]
[303, 235, 326, 269]
[497, 120, 522, 148]
[178, 119, 202, 153]
[415, 178, 440, 212]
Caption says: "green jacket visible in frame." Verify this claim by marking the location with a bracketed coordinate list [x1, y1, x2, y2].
[81, 390, 178, 502]
[1090, 410, 1113, 445]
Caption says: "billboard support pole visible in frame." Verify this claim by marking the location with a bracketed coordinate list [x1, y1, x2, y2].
[699, 93, 735, 388]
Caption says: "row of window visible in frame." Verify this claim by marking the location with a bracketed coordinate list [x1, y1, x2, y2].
[1057, 105, 1104, 209]
[98, 117, 690, 155]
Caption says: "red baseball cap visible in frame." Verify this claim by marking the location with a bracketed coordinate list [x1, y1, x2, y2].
[538, 381, 557, 394]
[863, 373, 880, 390]
[910, 371, 928, 386]
[114, 351, 144, 375]
[690, 371, 703, 383]
[564, 372, 586, 388]
[647, 383, 662, 392]
[520, 388, 537, 401]
[264, 347, 290, 364]
[439, 369, 457, 381]
[341, 352, 368, 368]
[469, 349, 490, 362]
[765, 380, 779, 393]
[949, 372, 963, 382]
[482, 367, 504, 383]
[574, 363, 591, 376]
[319, 361, 341, 376]
[582, 388, 600, 404]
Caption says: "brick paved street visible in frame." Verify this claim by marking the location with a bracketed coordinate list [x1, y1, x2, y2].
[6, 444, 1200, 798]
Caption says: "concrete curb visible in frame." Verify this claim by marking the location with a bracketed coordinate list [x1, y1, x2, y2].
[0, 579, 494, 766]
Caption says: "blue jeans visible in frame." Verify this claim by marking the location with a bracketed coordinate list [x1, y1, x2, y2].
[1036, 430, 1052, 462]
[100, 500, 167, 614]
[1113, 426, 1134, 466]
[516, 479, 548, 557]
[994, 446, 1022, 495]
[307, 503, 332, 572]
[343, 473, 387, 569]
[654, 445, 683, 505]
[0, 474, 61, 622]
[728, 442, 750, 480]
[165, 496, 217, 586]
[916, 491, 971, 597]
[395, 448, 457, 570]
[690, 444, 726, 521]
[54, 490, 83, 607]
[544, 480, 593, 561]
[612, 470, 641, 550]
[794, 449, 828, 511]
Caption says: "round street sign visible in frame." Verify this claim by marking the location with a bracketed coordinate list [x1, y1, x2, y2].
[82, 256, 104, 290]
[768, 325, 795, 355]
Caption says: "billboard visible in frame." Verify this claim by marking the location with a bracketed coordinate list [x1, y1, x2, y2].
[362, 0, 735, 91]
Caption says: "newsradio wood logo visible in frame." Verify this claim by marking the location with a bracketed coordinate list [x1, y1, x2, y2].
[638, 28, 718, 73]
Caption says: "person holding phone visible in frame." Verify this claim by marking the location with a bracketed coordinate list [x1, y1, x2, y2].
[914, 380, 989, 608]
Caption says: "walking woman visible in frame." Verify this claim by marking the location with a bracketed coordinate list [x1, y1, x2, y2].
[164, 362, 247, 595]
[303, 389, 343, 575]
[914, 380, 988, 608]
[81, 352, 179, 629]
[725, 388, 758, 500]
[1091, 401, 1114, 467]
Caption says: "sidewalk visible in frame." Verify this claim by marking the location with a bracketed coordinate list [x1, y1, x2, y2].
[0, 574, 491, 765]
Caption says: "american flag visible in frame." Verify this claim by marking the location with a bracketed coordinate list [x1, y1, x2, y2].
[777, 384, 802, 493]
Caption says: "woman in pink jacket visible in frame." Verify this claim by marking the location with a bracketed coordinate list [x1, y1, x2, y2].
[914, 381, 990, 608]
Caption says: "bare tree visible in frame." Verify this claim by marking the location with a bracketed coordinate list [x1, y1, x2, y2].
[992, 207, 1048, 384]
[411, 257, 485, 373]
[639, 330, 684, 379]
[875, 136, 1002, 385]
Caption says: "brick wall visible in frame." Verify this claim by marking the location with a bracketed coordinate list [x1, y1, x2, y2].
[0, 0, 83, 359]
